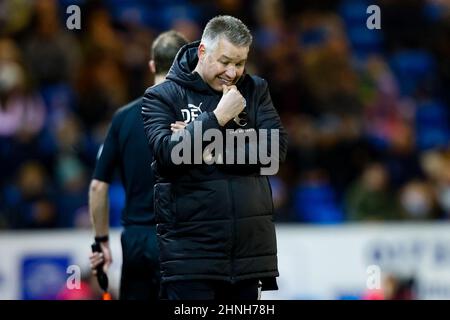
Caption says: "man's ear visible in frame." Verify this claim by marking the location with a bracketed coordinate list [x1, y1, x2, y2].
[197, 43, 206, 61]
[149, 60, 156, 74]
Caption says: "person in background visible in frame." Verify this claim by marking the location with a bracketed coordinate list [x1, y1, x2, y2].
[88, 31, 188, 300]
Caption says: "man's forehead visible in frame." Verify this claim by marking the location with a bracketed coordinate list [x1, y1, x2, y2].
[212, 37, 249, 60]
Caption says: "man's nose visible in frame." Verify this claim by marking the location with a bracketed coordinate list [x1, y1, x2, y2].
[225, 66, 236, 79]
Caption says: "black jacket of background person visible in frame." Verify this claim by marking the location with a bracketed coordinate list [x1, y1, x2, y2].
[93, 99, 155, 225]
[141, 41, 288, 290]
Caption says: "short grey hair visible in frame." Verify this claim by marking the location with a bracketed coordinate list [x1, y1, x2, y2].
[201, 15, 252, 51]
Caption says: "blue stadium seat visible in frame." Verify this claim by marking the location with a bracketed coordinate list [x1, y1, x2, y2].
[339, 0, 371, 27]
[339, 0, 383, 57]
[293, 182, 344, 223]
[347, 27, 383, 57]
[415, 100, 450, 150]
[160, 5, 200, 30]
[389, 50, 437, 96]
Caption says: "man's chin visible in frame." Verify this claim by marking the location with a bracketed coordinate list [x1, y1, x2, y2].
[215, 80, 236, 91]
[211, 82, 225, 92]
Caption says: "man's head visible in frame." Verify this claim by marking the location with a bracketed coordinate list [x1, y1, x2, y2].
[150, 30, 188, 77]
[195, 15, 252, 91]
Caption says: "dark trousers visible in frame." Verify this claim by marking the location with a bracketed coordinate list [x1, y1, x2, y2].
[120, 225, 160, 300]
[163, 279, 260, 300]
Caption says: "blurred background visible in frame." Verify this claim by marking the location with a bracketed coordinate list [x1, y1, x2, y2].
[0, 0, 450, 300]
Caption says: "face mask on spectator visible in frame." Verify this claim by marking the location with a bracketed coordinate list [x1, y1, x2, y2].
[400, 189, 431, 218]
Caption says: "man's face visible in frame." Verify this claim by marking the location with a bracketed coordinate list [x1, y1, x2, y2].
[198, 37, 249, 91]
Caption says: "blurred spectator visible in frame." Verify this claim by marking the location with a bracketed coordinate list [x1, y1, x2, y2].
[0, 38, 46, 138]
[82, 4, 123, 58]
[0, 0, 34, 36]
[345, 163, 400, 221]
[299, 12, 362, 115]
[399, 180, 441, 220]
[56, 271, 101, 300]
[54, 115, 89, 228]
[363, 273, 417, 300]
[252, 0, 315, 116]
[421, 149, 450, 217]
[120, 27, 157, 99]
[0, 37, 52, 186]
[23, 0, 81, 85]
[2, 161, 56, 228]
[76, 52, 128, 129]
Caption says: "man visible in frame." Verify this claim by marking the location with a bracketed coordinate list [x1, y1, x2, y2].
[89, 31, 188, 300]
[142, 16, 288, 300]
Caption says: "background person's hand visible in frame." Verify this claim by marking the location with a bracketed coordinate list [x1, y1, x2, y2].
[89, 241, 112, 275]
[213, 85, 245, 126]
[171, 121, 187, 133]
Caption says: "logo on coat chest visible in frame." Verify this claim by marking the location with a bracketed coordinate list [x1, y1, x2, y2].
[181, 103, 203, 123]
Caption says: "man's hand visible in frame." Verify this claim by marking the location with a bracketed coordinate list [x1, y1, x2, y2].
[171, 121, 187, 133]
[214, 85, 245, 126]
[89, 241, 112, 275]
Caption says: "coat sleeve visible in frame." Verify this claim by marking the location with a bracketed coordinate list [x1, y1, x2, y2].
[220, 78, 288, 176]
[141, 85, 221, 172]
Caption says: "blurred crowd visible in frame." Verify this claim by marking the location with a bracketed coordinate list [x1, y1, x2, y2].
[0, 0, 449, 229]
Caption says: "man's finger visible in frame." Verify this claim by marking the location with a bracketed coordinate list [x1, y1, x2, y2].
[222, 84, 231, 94]
[89, 253, 103, 262]
[90, 260, 103, 270]
[228, 85, 237, 92]
[171, 121, 187, 132]
[103, 262, 110, 273]
[171, 121, 186, 126]
[90, 255, 104, 269]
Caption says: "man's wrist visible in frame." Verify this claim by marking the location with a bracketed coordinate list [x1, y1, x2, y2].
[213, 109, 227, 126]
[94, 235, 109, 243]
